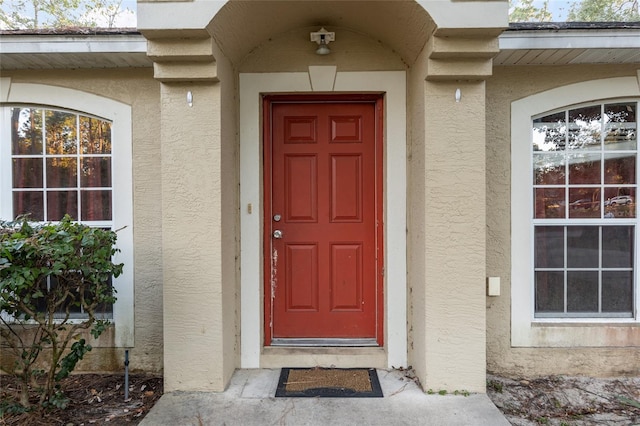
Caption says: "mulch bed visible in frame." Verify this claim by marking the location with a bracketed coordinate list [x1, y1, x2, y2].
[487, 374, 640, 425]
[0, 374, 163, 425]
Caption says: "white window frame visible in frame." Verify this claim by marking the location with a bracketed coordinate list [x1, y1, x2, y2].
[511, 76, 640, 347]
[0, 78, 134, 347]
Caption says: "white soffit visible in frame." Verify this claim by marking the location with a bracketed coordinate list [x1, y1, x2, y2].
[0, 33, 151, 70]
[497, 28, 640, 66]
[2, 26, 640, 69]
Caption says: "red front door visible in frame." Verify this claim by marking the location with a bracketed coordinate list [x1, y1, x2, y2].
[264, 95, 383, 345]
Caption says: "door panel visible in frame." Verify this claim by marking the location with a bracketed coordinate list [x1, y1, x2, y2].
[330, 243, 363, 311]
[265, 96, 382, 343]
[285, 155, 317, 222]
[331, 154, 362, 222]
[285, 243, 319, 311]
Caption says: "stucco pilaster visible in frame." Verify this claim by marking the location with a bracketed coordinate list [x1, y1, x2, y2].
[149, 32, 236, 392]
[423, 80, 487, 392]
[159, 81, 230, 392]
[145, 36, 218, 82]
[425, 34, 500, 80]
[409, 31, 496, 392]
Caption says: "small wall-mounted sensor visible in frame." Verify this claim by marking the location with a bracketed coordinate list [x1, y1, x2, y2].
[487, 277, 500, 297]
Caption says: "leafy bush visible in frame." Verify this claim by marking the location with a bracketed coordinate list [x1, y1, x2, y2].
[0, 216, 123, 409]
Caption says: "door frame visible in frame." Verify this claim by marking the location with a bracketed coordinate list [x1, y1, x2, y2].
[262, 93, 385, 346]
[239, 69, 407, 369]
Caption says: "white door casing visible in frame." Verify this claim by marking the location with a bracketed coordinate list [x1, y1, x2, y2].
[239, 68, 407, 368]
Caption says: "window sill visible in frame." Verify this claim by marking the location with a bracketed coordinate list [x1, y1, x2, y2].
[513, 320, 640, 348]
[532, 320, 638, 328]
[0, 321, 119, 348]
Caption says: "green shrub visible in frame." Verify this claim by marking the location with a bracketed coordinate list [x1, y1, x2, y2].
[0, 216, 123, 409]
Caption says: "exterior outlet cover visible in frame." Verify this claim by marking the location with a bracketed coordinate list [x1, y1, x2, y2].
[487, 277, 500, 297]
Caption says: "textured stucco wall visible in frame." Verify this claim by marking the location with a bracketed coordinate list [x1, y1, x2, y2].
[486, 64, 640, 377]
[153, 30, 238, 392]
[239, 27, 406, 73]
[407, 47, 428, 389]
[1, 68, 163, 373]
[214, 38, 239, 384]
[159, 81, 228, 392]
[407, 48, 488, 392]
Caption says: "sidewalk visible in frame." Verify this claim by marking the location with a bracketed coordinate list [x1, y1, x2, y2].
[140, 369, 510, 426]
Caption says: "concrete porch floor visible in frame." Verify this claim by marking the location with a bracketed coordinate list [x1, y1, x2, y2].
[140, 369, 510, 425]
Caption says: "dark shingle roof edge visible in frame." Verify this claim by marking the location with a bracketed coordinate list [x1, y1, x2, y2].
[508, 22, 640, 31]
[2, 22, 639, 36]
[0, 27, 139, 36]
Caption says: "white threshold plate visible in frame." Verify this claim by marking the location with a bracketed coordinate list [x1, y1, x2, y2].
[270, 338, 378, 347]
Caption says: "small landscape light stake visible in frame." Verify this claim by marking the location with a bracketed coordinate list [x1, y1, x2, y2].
[124, 349, 130, 401]
[187, 90, 193, 107]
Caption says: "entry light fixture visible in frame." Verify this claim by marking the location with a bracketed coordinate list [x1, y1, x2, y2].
[310, 27, 335, 55]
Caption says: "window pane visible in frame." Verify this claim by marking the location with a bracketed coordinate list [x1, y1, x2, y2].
[569, 105, 601, 150]
[47, 191, 78, 221]
[94, 275, 114, 314]
[604, 188, 635, 218]
[604, 103, 636, 151]
[532, 102, 638, 319]
[81, 190, 112, 221]
[535, 226, 564, 268]
[46, 158, 77, 188]
[45, 110, 77, 155]
[533, 112, 566, 151]
[13, 191, 44, 220]
[11, 107, 43, 155]
[602, 226, 634, 268]
[81, 157, 111, 188]
[567, 271, 598, 312]
[13, 158, 43, 188]
[49, 276, 83, 314]
[534, 153, 565, 185]
[602, 271, 633, 313]
[80, 116, 112, 154]
[604, 154, 635, 185]
[535, 188, 565, 219]
[567, 226, 599, 268]
[568, 188, 600, 219]
[568, 153, 601, 184]
[535, 271, 564, 313]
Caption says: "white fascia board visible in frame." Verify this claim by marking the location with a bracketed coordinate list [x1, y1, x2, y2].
[421, 1, 508, 30]
[500, 30, 640, 50]
[0, 35, 147, 54]
[137, 0, 225, 31]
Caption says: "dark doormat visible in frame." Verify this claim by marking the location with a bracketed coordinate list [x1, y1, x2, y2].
[275, 368, 383, 398]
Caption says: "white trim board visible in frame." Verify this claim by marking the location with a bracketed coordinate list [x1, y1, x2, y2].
[239, 69, 407, 368]
[0, 80, 134, 347]
[511, 76, 640, 347]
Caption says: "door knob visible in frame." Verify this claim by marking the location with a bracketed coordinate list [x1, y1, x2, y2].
[273, 230, 283, 239]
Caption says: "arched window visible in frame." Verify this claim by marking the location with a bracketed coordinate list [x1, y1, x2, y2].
[1, 81, 133, 347]
[511, 76, 640, 348]
[533, 102, 636, 318]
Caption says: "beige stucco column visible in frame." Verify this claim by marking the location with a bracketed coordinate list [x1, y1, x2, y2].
[408, 32, 500, 393]
[143, 33, 237, 392]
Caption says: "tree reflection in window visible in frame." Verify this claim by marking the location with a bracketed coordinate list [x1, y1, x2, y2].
[532, 101, 637, 318]
[10, 107, 112, 222]
[533, 102, 637, 220]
